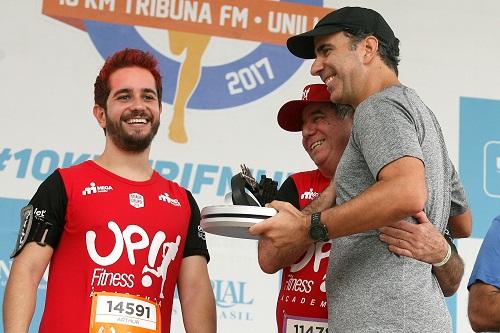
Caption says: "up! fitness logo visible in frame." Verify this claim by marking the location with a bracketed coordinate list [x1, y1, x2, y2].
[42, 0, 328, 143]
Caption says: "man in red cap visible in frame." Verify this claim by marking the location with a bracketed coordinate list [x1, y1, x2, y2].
[258, 83, 470, 333]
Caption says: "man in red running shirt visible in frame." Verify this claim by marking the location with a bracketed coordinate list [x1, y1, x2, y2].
[3, 48, 216, 333]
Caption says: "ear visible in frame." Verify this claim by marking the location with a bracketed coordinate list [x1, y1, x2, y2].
[362, 36, 379, 64]
[93, 105, 106, 129]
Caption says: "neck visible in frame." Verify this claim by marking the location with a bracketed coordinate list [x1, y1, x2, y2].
[95, 141, 153, 181]
[353, 64, 400, 108]
[318, 167, 334, 179]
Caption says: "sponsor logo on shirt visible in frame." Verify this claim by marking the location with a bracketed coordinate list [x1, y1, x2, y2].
[300, 188, 319, 200]
[158, 192, 181, 207]
[86, 221, 182, 299]
[82, 182, 113, 196]
[197, 225, 206, 240]
[33, 207, 46, 221]
[129, 193, 144, 208]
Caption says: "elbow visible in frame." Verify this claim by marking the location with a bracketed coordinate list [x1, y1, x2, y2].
[468, 313, 488, 332]
[399, 185, 428, 216]
[468, 303, 491, 332]
[453, 228, 472, 238]
[441, 282, 460, 297]
[450, 210, 473, 238]
[258, 258, 280, 274]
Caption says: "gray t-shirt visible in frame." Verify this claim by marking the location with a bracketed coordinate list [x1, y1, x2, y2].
[328, 84, 467, 332]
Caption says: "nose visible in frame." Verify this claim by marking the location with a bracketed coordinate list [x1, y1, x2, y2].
[302, 121, 316, 138]
[130, 98, 146, 111]
[310, 57, 323, 77]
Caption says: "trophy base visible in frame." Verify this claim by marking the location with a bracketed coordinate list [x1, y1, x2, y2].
[200, 205, 277, 240]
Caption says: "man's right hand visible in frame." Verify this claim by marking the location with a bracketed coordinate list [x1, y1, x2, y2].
[378, 211, 448, 264]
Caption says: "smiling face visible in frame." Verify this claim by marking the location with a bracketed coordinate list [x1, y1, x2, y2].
[310, 32, 365, 107]
[301, 102, 352, 176]
[97, 66, 161, 153]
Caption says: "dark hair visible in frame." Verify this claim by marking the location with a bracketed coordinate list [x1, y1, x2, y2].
[94, 48, 162, 109]
[333, 103, 355, 119]
[343, 30, 400, 76]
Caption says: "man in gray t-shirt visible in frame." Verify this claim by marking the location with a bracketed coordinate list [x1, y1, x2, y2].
[330, 85, 464, 332]
[250, 6, 471, 333]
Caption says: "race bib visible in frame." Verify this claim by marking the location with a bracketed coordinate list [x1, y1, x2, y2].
[284, 316, 328, 333]
[89, 292, 161, 333]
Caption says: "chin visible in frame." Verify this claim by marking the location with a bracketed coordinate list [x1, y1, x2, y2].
[312, 157, 325, 167]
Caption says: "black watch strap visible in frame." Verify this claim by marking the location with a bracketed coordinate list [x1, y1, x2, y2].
[309, 212, 329, 242]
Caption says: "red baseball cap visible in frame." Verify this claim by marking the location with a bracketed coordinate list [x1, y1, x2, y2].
[277, 84, 331, 132]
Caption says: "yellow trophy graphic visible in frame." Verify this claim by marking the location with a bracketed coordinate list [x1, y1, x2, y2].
[168, 31, 211, 143]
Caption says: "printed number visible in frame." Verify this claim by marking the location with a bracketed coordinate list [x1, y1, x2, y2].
[59, 0, 79, 6]
[226, 57, 274, 95]
[106, 301, 151, 319]
[293, 325, 328, 333]
[11, 148, 92, 181]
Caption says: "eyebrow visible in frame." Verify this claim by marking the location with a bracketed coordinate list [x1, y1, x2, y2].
[303, 109, 324, 122]
[315, 43, 334, 55]
[310, 109, 325, 116]
[112, 88, 158, 98]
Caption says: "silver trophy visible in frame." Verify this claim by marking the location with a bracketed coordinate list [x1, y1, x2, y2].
[200, 164, 278, 240]
[231, 164, 278, 206]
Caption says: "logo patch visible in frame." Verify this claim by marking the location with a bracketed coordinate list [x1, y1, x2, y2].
[129, 193, 144, 208]
[302, 86, 311, 100]
[158, 192, 181, 207]
[300, 188, 319, 200]
[197, 225, 206, 240]
[82, 182, 114, 196]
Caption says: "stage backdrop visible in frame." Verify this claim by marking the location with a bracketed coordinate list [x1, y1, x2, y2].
[1, 1, 499, 332]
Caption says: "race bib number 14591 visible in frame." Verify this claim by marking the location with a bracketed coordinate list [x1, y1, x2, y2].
[89, 292, 161, 333]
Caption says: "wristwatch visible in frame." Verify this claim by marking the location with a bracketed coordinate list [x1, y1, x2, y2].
[309, 212, 329, 242]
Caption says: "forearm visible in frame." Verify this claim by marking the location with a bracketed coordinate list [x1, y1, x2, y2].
[178, 257, 216, 333]
[468, 283, 500, 331]
[257, 239, 308, 274]
[302, 180, 336, 215]
[322, 177, 426, 238]
[432, 252, 464, 297]
[3, 244, 51, 333]
[181, 284, 216, 333]
[3, 268, 39, 332]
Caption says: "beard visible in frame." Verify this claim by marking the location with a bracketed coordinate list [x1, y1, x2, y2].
[105, 110, 160, 153]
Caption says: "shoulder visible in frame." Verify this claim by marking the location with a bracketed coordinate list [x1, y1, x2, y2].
[57, 160, 96, 178]
[358, 85, 410, 112]
[290, 169, 321, 181]
[484, 216, 500, 243]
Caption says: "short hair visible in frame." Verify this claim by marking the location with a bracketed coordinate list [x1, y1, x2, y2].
[343, 30, 400, 76]
[94, 48, 163, 109]
[333, 103, 355, 119]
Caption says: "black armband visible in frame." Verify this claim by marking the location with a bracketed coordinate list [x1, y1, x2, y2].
[11, 205, 63, 258]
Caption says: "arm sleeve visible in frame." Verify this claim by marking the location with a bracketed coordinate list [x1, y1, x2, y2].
[353, 98, 424, 179]
[183, 190, 210, 262]
[468, 217, 500, 289]
[11, 170, 67, 257]
[449, 164, 469, 216]
[276, 176, 300, 209]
